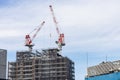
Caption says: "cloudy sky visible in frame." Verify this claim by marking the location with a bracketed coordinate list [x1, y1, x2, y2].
[0, 0, 120, 80]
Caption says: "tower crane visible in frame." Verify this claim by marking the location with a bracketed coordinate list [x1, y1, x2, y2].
[25, 21, 45, 51]
[49, 5, 65, 50]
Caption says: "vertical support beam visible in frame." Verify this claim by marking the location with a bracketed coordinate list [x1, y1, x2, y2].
[21, 62, 23, 80]
[16, 62, 18, 80]
[8, 62, 9, 80]
[32, 57, 35, 80]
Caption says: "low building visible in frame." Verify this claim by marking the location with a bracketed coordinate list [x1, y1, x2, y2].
[85, 60, 120, 80]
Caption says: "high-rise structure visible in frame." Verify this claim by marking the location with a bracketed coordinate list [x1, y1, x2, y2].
[8, 48, 75, 80]
[85, 60, 120, 80]
[0, 49, 7, 79]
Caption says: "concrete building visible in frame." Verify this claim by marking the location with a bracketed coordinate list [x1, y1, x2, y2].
[85, 60, 120, 80]
[0, 49, 7, 79]
[8, 48, 75, 80]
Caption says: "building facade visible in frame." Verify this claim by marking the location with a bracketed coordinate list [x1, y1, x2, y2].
[85, 72, 120, 80]
[8, 48, 75, 80]
[0, 49, 7, 79]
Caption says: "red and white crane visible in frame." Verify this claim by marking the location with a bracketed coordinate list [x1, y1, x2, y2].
[25, 21, 45, 51]
[49, 5, 65, 50]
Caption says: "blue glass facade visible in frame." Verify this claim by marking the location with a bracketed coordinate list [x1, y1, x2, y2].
[85, 72, 120, 80]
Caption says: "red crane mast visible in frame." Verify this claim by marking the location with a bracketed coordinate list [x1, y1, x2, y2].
[49, 5, 65, 50]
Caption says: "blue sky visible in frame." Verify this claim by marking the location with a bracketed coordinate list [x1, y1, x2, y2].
[0, 0, 120, 80]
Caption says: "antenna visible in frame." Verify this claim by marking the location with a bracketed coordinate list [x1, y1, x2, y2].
[86, 52, 88, 78]
[106, 54, 108, 62]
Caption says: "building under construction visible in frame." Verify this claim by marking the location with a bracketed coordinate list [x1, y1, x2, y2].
[85, 60, 120, 80]
[8, 48, 75, 80]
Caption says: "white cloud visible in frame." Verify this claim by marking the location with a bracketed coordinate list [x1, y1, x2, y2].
[0, 0, 120, 80]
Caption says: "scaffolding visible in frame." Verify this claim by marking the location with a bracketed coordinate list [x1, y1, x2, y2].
[8, 48, 75, 80]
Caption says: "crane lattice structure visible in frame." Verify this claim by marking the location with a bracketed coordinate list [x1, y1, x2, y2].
[49, 5, 65, 51]
[25, 21, 45, 51]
